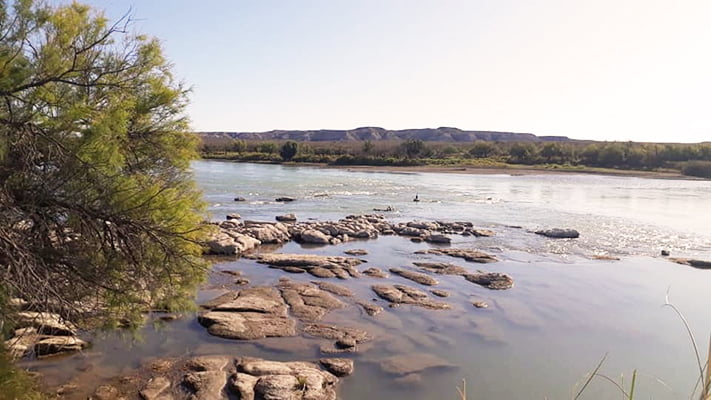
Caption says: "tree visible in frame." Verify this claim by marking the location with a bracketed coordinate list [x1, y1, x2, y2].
[230, 139, 247, 153]
[362, 140, 374, 155]
[401, 139, 425, 158]
[0, 1, 208, 327]
[469, 141, 497, 158]
[280, 141, 298, 160]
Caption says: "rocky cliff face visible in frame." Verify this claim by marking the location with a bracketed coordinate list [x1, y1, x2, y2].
[199, 126, 569, 142]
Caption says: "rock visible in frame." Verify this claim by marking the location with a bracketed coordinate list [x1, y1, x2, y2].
[416, 248, 498, 263]
[229, 358, 341, 400]
[93, 385, 119, 400]
[35, 336, 88, 357]
[275, 197, 296, 202]
[242, 221, 291, 244]
[535, 228, 580, 239]
[199, 311, 296, 340]
[199, 287, 297, 340]
[299, 229, 331, 245]
[205, 231, 260, 255]
[407, 221, 439, 230]
[278, 279, 344, 321]
[661, 250, 670, 256]
[226, 213, 241, 220]
[15, 311, 76, 336]
[280, 266, 307, 274]
[183, 371, 226, 400]
[410, 237, 423, 243]
[464, 272, 514, 290]
[378, 353, 455, 376]
[185, 355, 231, 372]
[356, 301, 383, 316]
[140, 376, 171, 400]
[303, 323, 371, 350]
[253, 253, 362, 279]
[372, 285, 450, 310]
[389, 268, 438, 286]
[312, 281, 353, 297]
[234, 197, 246, 202]
[344, 249, 368, 256]
[472, 301, 489, 309]
[362, 267, 388, 278]
[400, 227, 427, 237]
[469, 229, 496, 237]
[424, 234, 451, 244]
[430, 289, 450, 298]
[235, 278, 250, 285]
[591, 255, 620, 261]
[670, 258, 711, 269]
[413, 262, 467, 275]
[276, 213, 297, 222]
[319, 358, 354, 377]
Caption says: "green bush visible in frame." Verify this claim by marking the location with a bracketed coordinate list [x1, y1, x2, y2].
[681, 161, 711, 178]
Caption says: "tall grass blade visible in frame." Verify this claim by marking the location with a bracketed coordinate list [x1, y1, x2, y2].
[574, 353, 608, 400]
[628, 369, 636, 400]
[665, 289, 705, 398]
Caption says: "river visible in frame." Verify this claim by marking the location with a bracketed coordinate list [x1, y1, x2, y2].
[29, 160, 711, 399]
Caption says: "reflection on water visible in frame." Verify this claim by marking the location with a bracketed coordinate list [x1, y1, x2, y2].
[28, 161, 711, 399]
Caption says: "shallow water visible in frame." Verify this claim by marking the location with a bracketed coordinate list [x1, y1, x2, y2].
[29, 161, 711, 399]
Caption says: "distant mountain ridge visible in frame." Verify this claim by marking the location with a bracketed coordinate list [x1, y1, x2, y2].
[198, 127, 571, 142]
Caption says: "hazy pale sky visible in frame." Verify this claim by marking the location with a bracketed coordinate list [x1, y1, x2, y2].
[69, 1, 710, 142]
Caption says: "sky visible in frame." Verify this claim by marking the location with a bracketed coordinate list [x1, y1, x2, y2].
[59, 0, 711, 142]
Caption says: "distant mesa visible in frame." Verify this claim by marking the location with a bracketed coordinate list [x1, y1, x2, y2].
[198, 126, 571, 143]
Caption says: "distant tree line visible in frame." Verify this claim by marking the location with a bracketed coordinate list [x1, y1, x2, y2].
[200, 138, 711, 177]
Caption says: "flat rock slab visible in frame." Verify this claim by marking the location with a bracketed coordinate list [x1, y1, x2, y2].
[312, 281, 353, 297]
[464, 272, 514, 290]
[430, 289, 450, 298]
[378, 353, 456, 376]
[319, 358, 354, 377]
[140, 376, 171, 400]
[230, 357, 341, 400]
[15, 312, 77, 336]
[183, 371, 226, 400]
[372, 285, 451, 310]
[198, 311, 297, 340]
[278, 279, 344, 321]
[416, 248, 498, 263]
[199, 286, 297, 340]
[253, 253, 363, 279]
[413, 262, 468, 275]
[389, 268, 438, 286]
[303, 324, 371, 353]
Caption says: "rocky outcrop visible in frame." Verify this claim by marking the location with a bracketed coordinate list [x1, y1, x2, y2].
[372, 285, 451, 310]
[416, 248, 498, 263]
[4, 312, 88, 359]
[389, 268, 438, 286]
[319, 358, 354, 377]
[299, 229, 332, 245]
[251, 253, 364, 279]
[198, 287, 297, 340]
[464, 272, 514, 290]
[535, 228, 580, 239]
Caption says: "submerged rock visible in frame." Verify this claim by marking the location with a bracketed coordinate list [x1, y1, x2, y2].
[535, 228, 580, 239]
[319, 358, 354, 377]
[389, 268, 438, 286]
[416, 248, 498, 263]
[344, 249, 368, 256]
[312, 281, 354, 297]
[356, 300, 383, 316]
[464, 272, 514, 290]
[378, 353, 455, 376]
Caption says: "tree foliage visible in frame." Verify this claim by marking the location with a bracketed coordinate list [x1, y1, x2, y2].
[280, 140, 298, 161]
[0, 1, 208, 326]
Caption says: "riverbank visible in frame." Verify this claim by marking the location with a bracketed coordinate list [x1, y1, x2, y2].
[203, 156, 696, 180]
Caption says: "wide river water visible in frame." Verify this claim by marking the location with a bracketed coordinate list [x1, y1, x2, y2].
[31, 161, 711, 399]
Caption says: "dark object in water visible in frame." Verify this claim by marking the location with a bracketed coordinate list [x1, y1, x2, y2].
[413, 194, 419, 202]
[661, 249, 670, 256]
[275, 197, 295, 202]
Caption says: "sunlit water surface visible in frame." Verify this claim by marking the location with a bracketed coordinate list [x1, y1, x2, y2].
[30, 161, 711, 400]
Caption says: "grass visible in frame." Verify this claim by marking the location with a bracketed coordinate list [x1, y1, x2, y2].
[0, 345, 44, 400]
